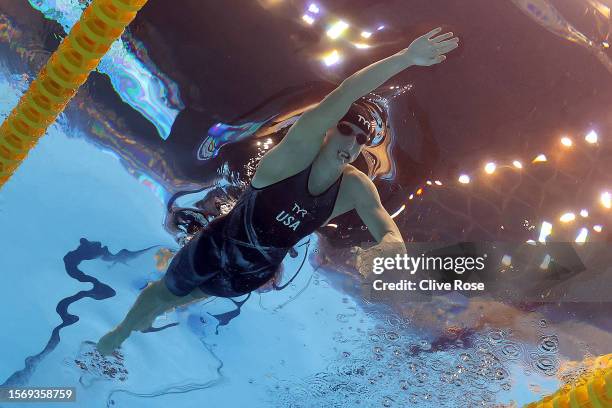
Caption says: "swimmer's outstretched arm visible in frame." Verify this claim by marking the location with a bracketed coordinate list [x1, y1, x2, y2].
[273, 27, 458, 160]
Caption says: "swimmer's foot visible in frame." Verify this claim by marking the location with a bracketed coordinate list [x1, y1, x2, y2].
[96, 326, 130, 356]
[97, 311, 159, 356]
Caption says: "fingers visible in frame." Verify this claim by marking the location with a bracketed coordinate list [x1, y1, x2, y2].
[424, 28, 459, 52]
[431, 55, 446, 63]
[436, 42, 459, 54]
[431, 32, 454, 42]
[434, 37, 459, 55]
[436, 37, 459, 47]
[424, 27, 442, 39]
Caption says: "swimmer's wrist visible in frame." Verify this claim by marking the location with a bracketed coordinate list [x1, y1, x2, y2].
[378, 233, 407, 256]
[396, 49, 417, 68]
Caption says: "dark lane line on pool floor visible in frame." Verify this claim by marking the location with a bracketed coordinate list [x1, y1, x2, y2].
[2, 238, 158, 387]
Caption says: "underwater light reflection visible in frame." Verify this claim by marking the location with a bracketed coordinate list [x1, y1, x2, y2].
[28, 0, 183, 139]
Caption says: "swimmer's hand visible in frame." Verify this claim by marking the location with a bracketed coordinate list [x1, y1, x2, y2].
[351, 246, 385, 279]
[351, 239, 407, 279]
[402, 27, 459, 66]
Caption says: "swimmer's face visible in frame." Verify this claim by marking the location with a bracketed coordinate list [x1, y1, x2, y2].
[323, 122, 366, 164]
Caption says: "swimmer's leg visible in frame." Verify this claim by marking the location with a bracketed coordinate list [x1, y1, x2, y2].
[132, 285, 209, 332]
[96, 280, 209, 356]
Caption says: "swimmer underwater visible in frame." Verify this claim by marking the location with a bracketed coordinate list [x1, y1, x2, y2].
[97, 27, 459, 355]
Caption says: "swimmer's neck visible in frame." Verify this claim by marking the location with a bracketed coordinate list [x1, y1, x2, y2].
[311, 153, 345, 184]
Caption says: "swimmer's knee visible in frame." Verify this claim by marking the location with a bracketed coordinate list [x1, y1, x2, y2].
[156, 277, 186, 300]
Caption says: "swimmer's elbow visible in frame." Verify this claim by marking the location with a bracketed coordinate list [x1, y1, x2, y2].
[281, 83, 354, 152]
[298, 83, 355, 131]
[316, 82, 356, 121]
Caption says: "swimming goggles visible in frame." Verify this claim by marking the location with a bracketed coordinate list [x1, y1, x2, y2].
[336, 122, 372, 146]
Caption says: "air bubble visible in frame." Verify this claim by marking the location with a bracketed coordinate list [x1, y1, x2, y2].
[385, 332, 399, 341]
[408, 362, 419, 372]
[533, 355, 559, 376]
[497, 341, 522, 361]
[494, 367, 509, 380]
[460, 352, 472, 362]
[386, 315, 403, 328]
[538, 335, 559, 354]
[415, 371, 428, 384]
[487, 329, 504, 343]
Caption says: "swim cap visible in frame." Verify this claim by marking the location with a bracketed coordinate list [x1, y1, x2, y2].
[339, 103, 376, 138]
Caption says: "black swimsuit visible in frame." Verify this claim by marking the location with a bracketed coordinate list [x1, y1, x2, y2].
[163, 163, 343, 297]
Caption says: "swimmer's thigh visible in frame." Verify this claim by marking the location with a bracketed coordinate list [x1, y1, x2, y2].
[190, 287, 210, 300]
[163, 237, 205, 297]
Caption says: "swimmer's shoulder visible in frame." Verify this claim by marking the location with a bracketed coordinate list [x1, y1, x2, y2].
[337, 165, 375, 206]
[322, 166, 375, 223]
[342, 165, 372, 188]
